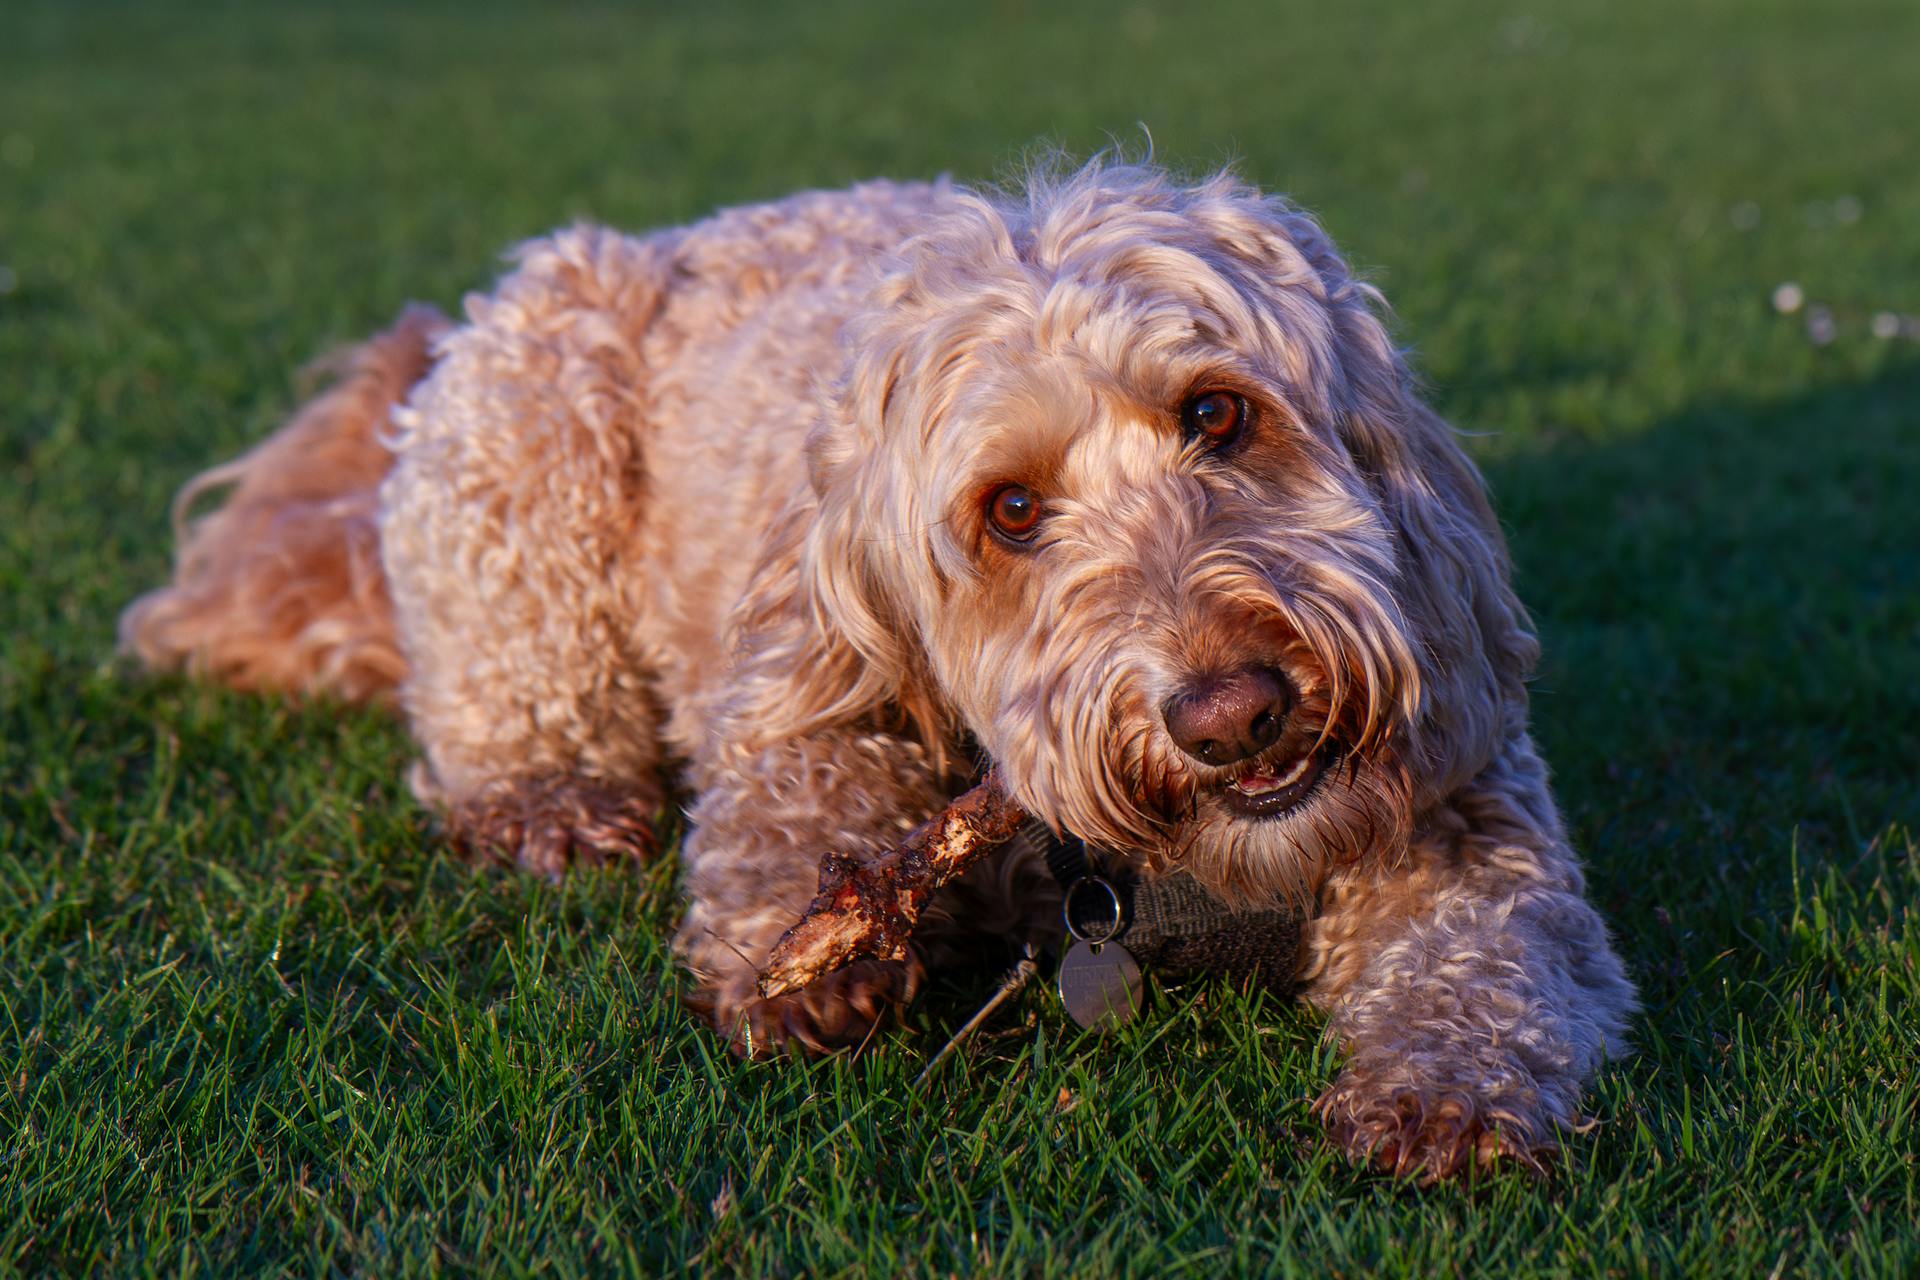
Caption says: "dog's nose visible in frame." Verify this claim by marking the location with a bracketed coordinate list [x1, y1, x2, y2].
[1163, 667, 1291, 766]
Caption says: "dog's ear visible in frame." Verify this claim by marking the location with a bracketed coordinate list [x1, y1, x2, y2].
[1324, 279, 1538, 795]
[716, 491, 951, 767]
[709, 340, 952, 767]
[1346, 362, 1540, 796]
[1205, 187, 1539, 794]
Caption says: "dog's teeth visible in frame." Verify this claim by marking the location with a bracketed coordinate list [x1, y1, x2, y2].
[1232, 755, 1312, 795]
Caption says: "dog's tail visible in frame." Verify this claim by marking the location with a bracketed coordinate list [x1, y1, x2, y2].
[119, 304, 451, 704]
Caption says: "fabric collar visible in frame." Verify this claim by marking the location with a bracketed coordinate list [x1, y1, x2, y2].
[1007, 818, 1304, 994]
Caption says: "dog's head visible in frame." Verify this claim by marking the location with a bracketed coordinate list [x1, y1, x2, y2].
[792, 160, 1537, 898]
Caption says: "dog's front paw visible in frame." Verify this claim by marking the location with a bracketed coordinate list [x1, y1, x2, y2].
[694, 958, 923, 1058]
[1313, 1064, 1557, 1182]
[447, 775, 661, 876]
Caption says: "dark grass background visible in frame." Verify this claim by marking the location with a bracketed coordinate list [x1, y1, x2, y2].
[3, 0, 1917, 1274]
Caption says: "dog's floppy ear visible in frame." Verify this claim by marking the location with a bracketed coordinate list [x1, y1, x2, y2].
[1345, 356, 1540, 797]
[1210, 187, 1539, 795]
[1322, 274, 1538, 795]
[711, 335, 952, 767]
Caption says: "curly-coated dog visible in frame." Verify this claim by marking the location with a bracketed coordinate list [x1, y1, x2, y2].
[123, 158, 1634, 1179]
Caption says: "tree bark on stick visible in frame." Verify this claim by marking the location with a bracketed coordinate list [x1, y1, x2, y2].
[755, 770, 1029, 999]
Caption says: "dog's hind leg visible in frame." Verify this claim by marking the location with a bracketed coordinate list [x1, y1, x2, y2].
[120, 305, 450, 703]
[377, 227, 676, 874]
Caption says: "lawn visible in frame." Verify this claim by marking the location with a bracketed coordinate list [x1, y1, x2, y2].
[3, 0, 1917, 1274]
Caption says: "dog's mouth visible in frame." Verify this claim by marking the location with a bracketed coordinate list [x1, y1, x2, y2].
[1217, 747, 1334, 819]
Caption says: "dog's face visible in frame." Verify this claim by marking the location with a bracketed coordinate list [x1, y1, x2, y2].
[805, 165, 1536, 897]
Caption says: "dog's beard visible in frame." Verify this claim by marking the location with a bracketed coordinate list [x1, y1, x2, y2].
[992, 598, 1417, 907]
[1151, 746, 1414, 905]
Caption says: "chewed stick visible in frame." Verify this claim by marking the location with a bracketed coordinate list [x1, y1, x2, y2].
[755, 770, 1030, 999]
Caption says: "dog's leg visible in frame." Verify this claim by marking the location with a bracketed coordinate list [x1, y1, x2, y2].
[672, 730, 958, 1054]
[379, 227, 676, 873]
[1301, 738, 1635, 1179]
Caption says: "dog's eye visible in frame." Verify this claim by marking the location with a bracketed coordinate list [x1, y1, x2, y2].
[1181, 390, 1247, 445]
[986, 483, 1042, 543]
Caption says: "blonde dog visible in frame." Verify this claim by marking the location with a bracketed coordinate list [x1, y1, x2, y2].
[124, 158, 1634, 1178]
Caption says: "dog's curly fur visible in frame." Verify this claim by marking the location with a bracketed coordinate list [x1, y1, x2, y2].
[123, 157, 1634, 1180]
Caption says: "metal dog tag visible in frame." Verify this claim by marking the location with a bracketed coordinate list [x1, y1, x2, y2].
[1058, 939, 1142, 1029]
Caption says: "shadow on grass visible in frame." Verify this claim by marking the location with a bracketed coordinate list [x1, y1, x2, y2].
[1482, 358, 1920, 1000]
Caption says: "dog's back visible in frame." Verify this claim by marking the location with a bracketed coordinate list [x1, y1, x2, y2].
[120, 181, 949, 713]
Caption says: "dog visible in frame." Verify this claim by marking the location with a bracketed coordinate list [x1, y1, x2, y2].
[122, 157, 1634, 1179]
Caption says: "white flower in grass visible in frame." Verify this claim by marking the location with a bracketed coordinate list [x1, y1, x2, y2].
[1771, 282, 1805, 314]
[1871, 311, 1901, 340]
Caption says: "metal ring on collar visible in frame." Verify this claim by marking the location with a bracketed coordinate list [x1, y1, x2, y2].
[1062, 875, 1124, 946]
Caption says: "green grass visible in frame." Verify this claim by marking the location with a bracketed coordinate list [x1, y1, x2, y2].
[4, 0, 1918, 1274]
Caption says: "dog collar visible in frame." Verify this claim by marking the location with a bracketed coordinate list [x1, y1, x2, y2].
[1003, 819, 1304, 1029]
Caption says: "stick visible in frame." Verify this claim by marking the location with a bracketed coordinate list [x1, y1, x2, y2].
[913, 949, 1040, 1087]
[755, 770, 1029, 998]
